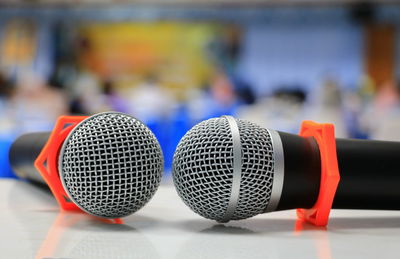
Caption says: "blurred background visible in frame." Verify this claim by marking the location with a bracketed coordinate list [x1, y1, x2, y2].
[0, 0, 400, 177]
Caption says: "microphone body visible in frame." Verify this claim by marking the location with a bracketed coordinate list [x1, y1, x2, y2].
[275, 132, 400, 211]
[273, 131, 321, 211]
[334, 138, 400, 210]
[10, 132, 51, 187]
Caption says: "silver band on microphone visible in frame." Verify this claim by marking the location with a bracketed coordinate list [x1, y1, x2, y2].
[221, 115, 242, 222]
[265, 128, 284, 213]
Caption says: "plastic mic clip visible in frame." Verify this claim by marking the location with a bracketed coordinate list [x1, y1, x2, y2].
[296, 121, 340, 227]
[34, 115, 88, 212]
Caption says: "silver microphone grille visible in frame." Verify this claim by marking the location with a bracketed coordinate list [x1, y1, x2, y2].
[172, 116, 275, 222]
[59, 112, 163, 218]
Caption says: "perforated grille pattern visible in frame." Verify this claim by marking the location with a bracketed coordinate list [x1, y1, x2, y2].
[232, 119, 274, 219]
[173, 117, 274, 221]
[60, 112, 163, 218]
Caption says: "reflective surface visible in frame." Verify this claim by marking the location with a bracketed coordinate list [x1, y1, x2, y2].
[1, 178, 400, 258]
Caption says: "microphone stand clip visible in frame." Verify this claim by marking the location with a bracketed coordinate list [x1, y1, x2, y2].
[296, 121, 341, 227]
[34, 115, 88, 212]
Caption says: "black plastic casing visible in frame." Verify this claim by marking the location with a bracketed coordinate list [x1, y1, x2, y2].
[275, 131, 321, 211]
[272, 132, 400, 211]
[333, 138, 400, 210]
[9, 132, 51, 187]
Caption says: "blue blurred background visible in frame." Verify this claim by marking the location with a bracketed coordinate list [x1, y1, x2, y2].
[1, 1, 400, 178]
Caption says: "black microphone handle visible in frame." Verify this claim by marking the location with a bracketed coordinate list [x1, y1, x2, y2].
[9, 132, 51, 187]
[275, 131, 321, 211]
[272, 132, 400, 212]
[333, 138, 400, 210]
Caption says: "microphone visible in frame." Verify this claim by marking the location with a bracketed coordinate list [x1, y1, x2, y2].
[172, 116, 400, 225]
[10, 112, 163, 219]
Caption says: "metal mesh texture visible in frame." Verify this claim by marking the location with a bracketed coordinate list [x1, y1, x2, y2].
[59, 112, 163, 218]
[172, 117, 274, 221]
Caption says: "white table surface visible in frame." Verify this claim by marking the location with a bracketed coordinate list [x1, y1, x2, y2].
[1, 178, 400, 259]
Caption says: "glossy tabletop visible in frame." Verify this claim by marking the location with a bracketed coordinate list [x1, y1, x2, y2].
[1, 178, 400, 259]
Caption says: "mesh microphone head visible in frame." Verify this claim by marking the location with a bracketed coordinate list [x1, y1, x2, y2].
[172, 116, 275, 222]
[59, 112, 163, 218]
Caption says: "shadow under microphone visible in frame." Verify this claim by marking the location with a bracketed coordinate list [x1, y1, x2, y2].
[9, 111, 164, 219]
[172, 116, 400, 226]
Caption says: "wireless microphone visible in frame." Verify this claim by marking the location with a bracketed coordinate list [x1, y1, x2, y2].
[172, 116, 400, 226]
[10, 112, 163, 219]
